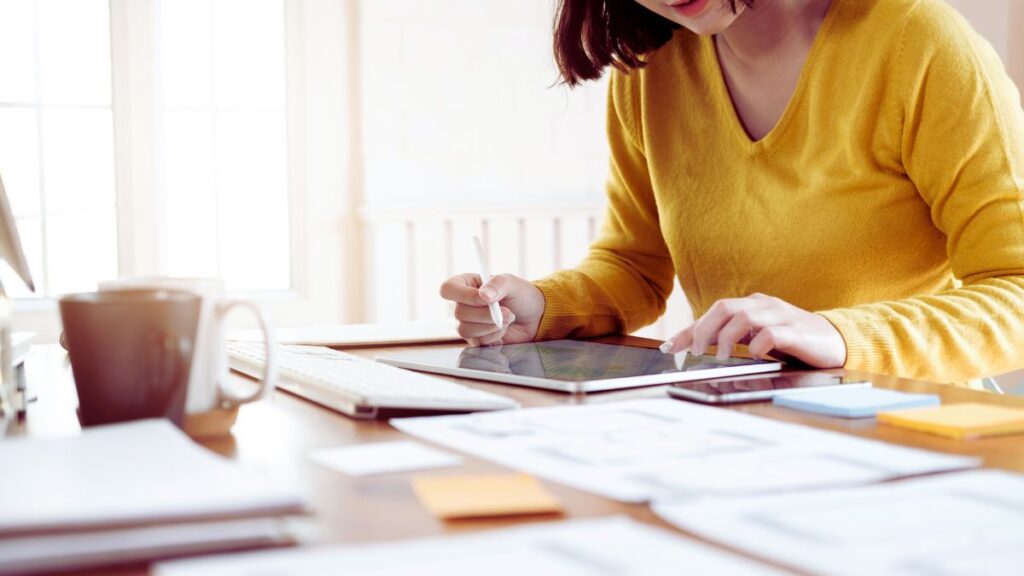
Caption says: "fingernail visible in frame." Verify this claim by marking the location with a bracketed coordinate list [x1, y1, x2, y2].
[659, 340, 674, 354]
[508, 312, 516, 324]
[467, 338, 480, 347]
[691, 345, 703, 356]
[479, 287, 497, 302]
[716, 350, 729, 361]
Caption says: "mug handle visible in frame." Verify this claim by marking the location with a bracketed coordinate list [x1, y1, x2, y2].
[217, 299, 277, 407]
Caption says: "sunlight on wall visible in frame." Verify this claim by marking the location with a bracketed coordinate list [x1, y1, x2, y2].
[360, 1, 610, 208]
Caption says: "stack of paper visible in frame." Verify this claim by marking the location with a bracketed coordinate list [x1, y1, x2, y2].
[773, 387, 940, 418]
[0, 420, 306, 575]
[652, 470, 1024, 576]
[154, 516, 790, 576]
[878, 402, 1024, 439]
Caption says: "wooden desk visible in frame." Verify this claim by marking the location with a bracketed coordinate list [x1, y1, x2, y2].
[11, 340, 1024, 575]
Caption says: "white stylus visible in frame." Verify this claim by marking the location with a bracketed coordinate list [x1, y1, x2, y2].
[472, 236, 504, 330]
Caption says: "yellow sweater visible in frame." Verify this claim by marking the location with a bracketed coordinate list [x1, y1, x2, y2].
[533, 0, 1024, 384]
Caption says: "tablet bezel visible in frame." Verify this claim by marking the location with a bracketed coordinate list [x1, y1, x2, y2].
[375, 339, 783, 394]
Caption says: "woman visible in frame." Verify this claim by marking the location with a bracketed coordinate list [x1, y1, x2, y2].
[439, 0, 1024, 384]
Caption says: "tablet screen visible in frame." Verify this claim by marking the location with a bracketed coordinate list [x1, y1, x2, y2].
[434, 340, 769, 382]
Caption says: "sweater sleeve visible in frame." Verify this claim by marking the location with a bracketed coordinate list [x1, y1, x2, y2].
[818, 2, 1024, 383]
[532, 69, 675, 340]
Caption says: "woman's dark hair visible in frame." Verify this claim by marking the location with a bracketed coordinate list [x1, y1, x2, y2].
[554, 0, 753, 86]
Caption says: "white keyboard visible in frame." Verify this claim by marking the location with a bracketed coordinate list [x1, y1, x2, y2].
[227, 342, 519, 419]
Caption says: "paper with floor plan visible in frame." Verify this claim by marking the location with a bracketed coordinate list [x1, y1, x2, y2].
[154, 516, 788, 576]
[652, 469, 1024, 576]
[391, 399, 979, 502]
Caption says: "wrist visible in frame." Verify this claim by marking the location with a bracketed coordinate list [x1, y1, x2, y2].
[814, 312, 848, 368]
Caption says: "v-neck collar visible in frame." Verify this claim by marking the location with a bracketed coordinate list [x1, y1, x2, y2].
[701, 0, 843, 151]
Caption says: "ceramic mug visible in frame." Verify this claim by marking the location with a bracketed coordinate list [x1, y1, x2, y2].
[60, 289, 202, 427]
[98, 277, 277, 416]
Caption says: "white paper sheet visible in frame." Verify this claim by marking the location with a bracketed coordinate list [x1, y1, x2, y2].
[228, 320, 458, 347]
[0, 518, 293, 576]
[154, 516, 788, 576]
[0, 419, 305, 534]
[308, 440, 462, 476]
[391, 399, 980, 502]
[652, 469, 1024, 576]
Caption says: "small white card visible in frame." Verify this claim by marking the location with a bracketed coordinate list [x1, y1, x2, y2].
[309, 441, 463, 477]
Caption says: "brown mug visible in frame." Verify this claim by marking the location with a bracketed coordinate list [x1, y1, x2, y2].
[59, 290, 202, 427]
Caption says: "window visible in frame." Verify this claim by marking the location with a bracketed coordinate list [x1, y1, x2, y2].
[0, 0, 117, 299]
[1, 0, 353, 341]
[158, 0, 290, 291]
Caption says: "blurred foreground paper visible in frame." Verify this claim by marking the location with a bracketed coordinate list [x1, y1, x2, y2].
[154, 516, 788, 576]
[652, 470, 1024, 576]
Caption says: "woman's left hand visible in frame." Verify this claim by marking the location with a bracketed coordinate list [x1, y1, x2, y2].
[660, 293, 847, 369]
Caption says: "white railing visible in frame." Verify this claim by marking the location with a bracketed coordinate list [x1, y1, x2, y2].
[358, 203, 692, 340]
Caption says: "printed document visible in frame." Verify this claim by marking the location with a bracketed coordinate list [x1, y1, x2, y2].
[391, 399, 979, 502]
[652, 469, 1024, 576]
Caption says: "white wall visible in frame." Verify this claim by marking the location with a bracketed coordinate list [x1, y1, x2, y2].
[945, 0, 1024, 88]
[359, 1, 609, 208]
[947, 0, 1012, 57]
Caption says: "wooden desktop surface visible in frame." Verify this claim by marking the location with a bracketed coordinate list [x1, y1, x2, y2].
[12, 338, 1024, 575]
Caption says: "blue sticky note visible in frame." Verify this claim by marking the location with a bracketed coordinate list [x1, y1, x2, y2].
[773, 387, 941, 418]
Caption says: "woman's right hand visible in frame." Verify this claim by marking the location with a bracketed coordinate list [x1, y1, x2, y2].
[439, 273, 545, 346]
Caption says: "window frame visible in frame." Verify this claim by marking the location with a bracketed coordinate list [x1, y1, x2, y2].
[12, 0, 357, 342]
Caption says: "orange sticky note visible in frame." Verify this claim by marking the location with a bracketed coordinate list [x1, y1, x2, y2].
[412, 473, 563, 519]
[878, 402, 1024, 440]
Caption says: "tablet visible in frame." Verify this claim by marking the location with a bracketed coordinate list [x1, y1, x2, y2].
[375, 339, 782, 393]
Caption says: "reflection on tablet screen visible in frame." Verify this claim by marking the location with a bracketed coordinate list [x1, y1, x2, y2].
[457, 340, 765, 383]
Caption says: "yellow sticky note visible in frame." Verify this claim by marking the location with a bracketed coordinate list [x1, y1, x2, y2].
[878, 402, 1024, 440]
[412, 473, 563, 520]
